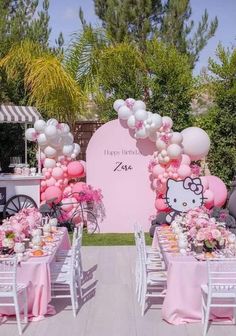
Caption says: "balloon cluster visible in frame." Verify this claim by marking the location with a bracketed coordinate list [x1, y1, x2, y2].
[114, 98, 227, 212]
[25, 118, 80, 163]
[25, 119, 92, 222]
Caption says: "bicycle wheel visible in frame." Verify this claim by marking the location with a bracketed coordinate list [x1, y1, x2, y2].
[3, 195, 37, 218]
[71, 209, 99, 234]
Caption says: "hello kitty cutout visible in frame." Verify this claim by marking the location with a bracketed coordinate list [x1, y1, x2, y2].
[166, 177, 204, 224]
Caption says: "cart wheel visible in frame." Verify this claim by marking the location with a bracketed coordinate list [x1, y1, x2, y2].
[3, 194, 37, 218]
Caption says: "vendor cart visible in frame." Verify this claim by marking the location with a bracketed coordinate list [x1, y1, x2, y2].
[0, 105, 43, 218]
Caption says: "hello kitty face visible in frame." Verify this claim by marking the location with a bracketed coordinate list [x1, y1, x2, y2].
[166, 177, 204, 213]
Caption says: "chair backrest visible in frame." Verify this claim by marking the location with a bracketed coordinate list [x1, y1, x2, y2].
[0, 257, 17, 292]
[70, 233, 82, 281]
[207, 259, 236, 291]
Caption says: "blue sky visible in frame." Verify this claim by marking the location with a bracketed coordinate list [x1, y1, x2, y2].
[44, 0, 236, 74]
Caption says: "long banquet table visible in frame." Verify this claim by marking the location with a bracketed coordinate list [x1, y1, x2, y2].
[0, 227, 70, 321]
[152, 227, 233, 325]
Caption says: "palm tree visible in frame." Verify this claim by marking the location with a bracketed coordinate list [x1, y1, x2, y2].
[0, 40, 84, 122]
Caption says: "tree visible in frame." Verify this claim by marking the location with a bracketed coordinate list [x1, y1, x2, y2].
[0, 0, 63, 105]
[195, 45, 236, 186]
[89, 0, 218, 67]
[0, 40, 84, 122]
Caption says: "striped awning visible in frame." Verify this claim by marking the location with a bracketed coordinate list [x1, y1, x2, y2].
[0, 105, 42, 123]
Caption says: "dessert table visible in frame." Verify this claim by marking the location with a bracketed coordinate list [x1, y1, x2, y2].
[0, 227, 70, 321]
[152, 227, 233, 325]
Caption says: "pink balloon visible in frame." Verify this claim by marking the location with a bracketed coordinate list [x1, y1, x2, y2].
[44, 186, 62, 204]
[63, 186, 72, 196]
[151, 179, 159, 190]
[41, 180, 47, 187]
[155, 198, 168, 211]
[79, 160, 86, 177]
[204, 190, 214, 209]
[63, 178, 69, 186]
[67, 161, 84, 178]
[72, 182, 86, 194]
[200, 176, 209, 192]
[152, 164, 165, 178]
[48, 168, 53, 173]
[206, 175, 227, 207]
[41, 192, 46, 201]
[180, 154, 191, 166]
[62, 166, 68, 172]
[177, 164, 191, 178]
[45, 172, 51, 179]
[52, 167, 64, 180]
[46, 177, 56, 187]
[61, 198, 73, 212]
[42, 168, 47, 174]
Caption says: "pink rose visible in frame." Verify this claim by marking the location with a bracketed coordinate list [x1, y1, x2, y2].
[196, 231, 205, 241]
[211, 229, 221, 240]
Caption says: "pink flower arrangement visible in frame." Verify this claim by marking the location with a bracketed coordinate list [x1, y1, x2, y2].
[0, 208, 42, 245]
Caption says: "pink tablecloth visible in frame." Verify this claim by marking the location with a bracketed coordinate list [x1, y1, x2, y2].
[0, 227, 70, 321]
[152, 228, 233, 325]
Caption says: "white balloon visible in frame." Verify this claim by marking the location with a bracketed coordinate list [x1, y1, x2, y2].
[113, 99, 125, 112]
[127, 115, 136, 129]
[133, 100, 146, 112]
[125, 98, 135, 108]
[134, 109, 148, 121]
[170, 132, 183, 145]
[71, 153, 76, 159]
[47, 118, 58, 127]
[25, 128, 37, 141]
[156, 139, 167, 151]
[44, 146, 57, 158]
[49, 136, 63, 149]
[162, 116, 173, 129]
[135, 127, 147, 139]
[181, 127, 211, 161]
[37, 133, 48, 147]
[45, 125, 58, 139]
[148, 131, 158, 142]
[62, 144, 74, 156]
[118, 105, 132, 120]
[34, 119, 46, 133]
[167, 144, 182, 159]
[62, 132, 74, 145]
[73, 143, 81, 155]
[151, 114, 162, 130]
[44, 158, 56, 169]
[60, 123, 70, 134]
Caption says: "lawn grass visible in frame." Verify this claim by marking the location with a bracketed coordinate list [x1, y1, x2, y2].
[82, 232, 152, 246]
[70, 231, 152, 246]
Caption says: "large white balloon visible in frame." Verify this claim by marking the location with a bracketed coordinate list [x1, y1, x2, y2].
[47, 118, 58, 127]
[113, 99, 125, 112]
[170, 132, 183, 145]
[37, 133, 48, 147]
[118, 105, 132, 120]
[127, 115, 136, 129]
[134, 109, 148, 121]
[150, 114, 162, 130]
[44, 146, 57, 158]
[181, 127, 210, 161]
[135, 127, 147, 139]
[25, 128, 37, 141]
[62, 144, 74, 156]
[34, 119, 46, 133]
[133, 100, 146, 112]
[44, 158, 56, 169]
[62, 132, 74, 145]
[156, 139, 167, 151]
[60, 123, 70, 134]
[167, 144, 182, 159]
[45, 125, 58, 139]
[49, 136, 63, 149]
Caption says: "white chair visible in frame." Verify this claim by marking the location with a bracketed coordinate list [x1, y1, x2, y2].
[50, 233, 82, 317]
[201, 259, 236, 336]
[134, 226, 166, 311]
[0, 257, 28, 335]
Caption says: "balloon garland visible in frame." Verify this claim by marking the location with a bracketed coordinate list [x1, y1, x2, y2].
[114, 98, 227, 212]
[26, 119, 102, 223]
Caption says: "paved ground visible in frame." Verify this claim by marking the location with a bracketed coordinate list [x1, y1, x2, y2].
[1, 246, 236, 336]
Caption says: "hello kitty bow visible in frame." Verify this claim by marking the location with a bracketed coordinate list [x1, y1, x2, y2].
[183, 177, 203, 195]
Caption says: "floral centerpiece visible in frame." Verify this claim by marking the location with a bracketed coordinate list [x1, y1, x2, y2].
[171, 206, 235, 253]
[0, 207, 42, 249]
